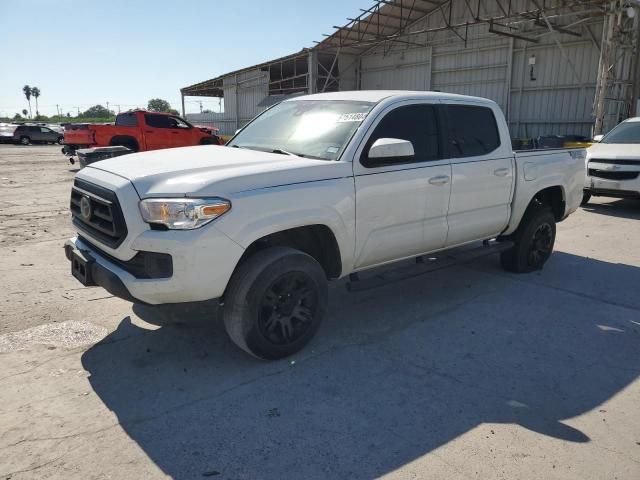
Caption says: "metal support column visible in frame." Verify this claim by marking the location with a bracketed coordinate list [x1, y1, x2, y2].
[181, 93, 186, 117]
[307, 50, 318, 94]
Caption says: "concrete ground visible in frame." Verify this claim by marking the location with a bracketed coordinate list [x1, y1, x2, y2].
[0, 144, 639, 480]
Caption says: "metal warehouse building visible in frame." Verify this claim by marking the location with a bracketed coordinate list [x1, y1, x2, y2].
[181, 0, 640, 141]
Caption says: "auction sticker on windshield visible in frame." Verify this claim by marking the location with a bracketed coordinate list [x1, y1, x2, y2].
[337, 112, 368, 122]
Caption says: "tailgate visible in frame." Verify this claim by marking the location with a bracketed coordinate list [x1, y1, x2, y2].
[64, 125, 95, 145]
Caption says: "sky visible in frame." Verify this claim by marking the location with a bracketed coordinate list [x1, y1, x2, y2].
[0, 0, 365, 117]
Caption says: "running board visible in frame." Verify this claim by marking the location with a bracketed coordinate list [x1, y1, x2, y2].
[346, 239, 514, 293]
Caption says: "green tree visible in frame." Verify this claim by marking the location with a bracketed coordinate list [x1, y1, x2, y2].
[31, 87, 41, 117]
[79, 104, 114, 118]
[22, 109, 28, 117]
[22, 85, 32, 118]
[147, 98, 172, 112]
[12, 113, 24, 121]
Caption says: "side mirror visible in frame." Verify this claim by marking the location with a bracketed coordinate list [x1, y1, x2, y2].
[592, 134, 604, 143]
[367, 138, 415, 161]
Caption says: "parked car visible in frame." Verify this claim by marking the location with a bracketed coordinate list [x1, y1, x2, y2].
[13, 125, 64, 145]
[583, 117, 640, 204]
[64, 91, 585, 359]
[62, 110, 223, 158]
[0, 124, 17, 143]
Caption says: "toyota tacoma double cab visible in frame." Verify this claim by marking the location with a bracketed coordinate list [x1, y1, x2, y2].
[62, 109, 222, 158]
[64, 91, 585, 359]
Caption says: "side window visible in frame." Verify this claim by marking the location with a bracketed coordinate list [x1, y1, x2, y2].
[361, 104, 440, 168]
[115, 113, 138, 126]
[446, 105, 500, 158]
[144, 114, 172, 128]
[169, 116, 190, 129]
[40, 127, 51, 133]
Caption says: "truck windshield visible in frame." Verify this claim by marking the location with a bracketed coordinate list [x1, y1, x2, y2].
[228, 100, 374, 160]
[602, 121, 640, 144]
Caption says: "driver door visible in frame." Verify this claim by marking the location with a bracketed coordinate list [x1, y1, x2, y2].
[353, 102, 451, 269]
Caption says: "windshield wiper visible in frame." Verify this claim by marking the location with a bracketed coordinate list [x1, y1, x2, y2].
[271, 148, 304, 157]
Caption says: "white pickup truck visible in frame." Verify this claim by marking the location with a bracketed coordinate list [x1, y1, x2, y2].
[65, 91, 584, 359]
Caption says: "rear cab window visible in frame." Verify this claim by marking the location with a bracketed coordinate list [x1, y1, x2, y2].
[444, 105, 501, 158]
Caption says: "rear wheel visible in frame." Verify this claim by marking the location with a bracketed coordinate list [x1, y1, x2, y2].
[500, 204, 556, 273]
[57, 137, 64, 145]
[200, 137, 216, 145]
[223, 247, 328, 360]
[19, 136, 30, 145]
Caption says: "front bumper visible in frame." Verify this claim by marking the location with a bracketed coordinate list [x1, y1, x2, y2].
[65, 227, 245, 305]
[585, 176, 640, 198]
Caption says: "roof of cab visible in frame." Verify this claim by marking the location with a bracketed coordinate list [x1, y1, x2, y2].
[286, 90, 496, 105]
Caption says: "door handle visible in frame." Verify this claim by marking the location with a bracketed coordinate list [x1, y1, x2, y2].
[145, 130, 154, 133]
[429, 175, 450, 185]
[494, 168, 510, 177]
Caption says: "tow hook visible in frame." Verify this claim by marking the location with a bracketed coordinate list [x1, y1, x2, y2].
[69, 157, 75, 165]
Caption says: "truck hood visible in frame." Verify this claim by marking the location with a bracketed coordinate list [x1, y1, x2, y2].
[587, 143, 640, 159]
[87, 145, 352, 197]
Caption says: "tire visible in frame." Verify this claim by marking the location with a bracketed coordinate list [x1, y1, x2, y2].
[57, 137, 64, 145]
[19, 136, 30, 145]
[500, 204, 556, 273]
[200, 137, 216, 145]
[581, 191, 591, 206]
[223, 246, 328, 360]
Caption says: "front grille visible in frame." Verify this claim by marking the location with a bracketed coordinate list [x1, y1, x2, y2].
[589, 158, 640, 165]
[70, 179, 127, 248]
[588, 169, 640, 181]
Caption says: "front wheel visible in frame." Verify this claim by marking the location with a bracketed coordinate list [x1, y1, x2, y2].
[223, 247, 328, 360]
[581, 191, 592, 206]
[500, 205, 556, 273]
[57, 137, 64, 145]
[19, 136, 30, 145]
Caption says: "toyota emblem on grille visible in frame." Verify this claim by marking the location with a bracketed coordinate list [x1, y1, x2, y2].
[80, 196, 92, 220]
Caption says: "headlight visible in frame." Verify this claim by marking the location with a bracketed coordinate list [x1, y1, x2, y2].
[139, 198, 231, 230]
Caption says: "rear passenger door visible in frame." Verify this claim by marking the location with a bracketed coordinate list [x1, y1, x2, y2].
[442, 102, 514, 246]
[143, 114, 172, 150]
[353, 102, 451, 269]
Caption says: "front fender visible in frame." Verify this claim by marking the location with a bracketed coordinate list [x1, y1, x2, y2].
[214, 178, 356, 276]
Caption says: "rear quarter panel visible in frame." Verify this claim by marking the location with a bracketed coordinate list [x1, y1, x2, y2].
[504, 149, 585, 235]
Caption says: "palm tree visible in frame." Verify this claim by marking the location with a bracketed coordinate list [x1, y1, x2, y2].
[22, 85, 32, 119]
[31, 87, 40, 118]
[22, 109, 28, 117]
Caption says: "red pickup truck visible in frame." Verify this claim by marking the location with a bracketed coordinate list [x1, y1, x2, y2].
[63, 110, 222, 156]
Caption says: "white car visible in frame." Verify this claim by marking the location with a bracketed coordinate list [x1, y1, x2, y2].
[64, 91, 584, 359]
[584, 117, 640, 204]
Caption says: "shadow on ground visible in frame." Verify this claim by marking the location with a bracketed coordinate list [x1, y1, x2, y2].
[582, 198, 640, 220]
[81, 251, 640, 479]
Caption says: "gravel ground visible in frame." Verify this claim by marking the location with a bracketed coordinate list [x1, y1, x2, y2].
[0, 144, 639, 479]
